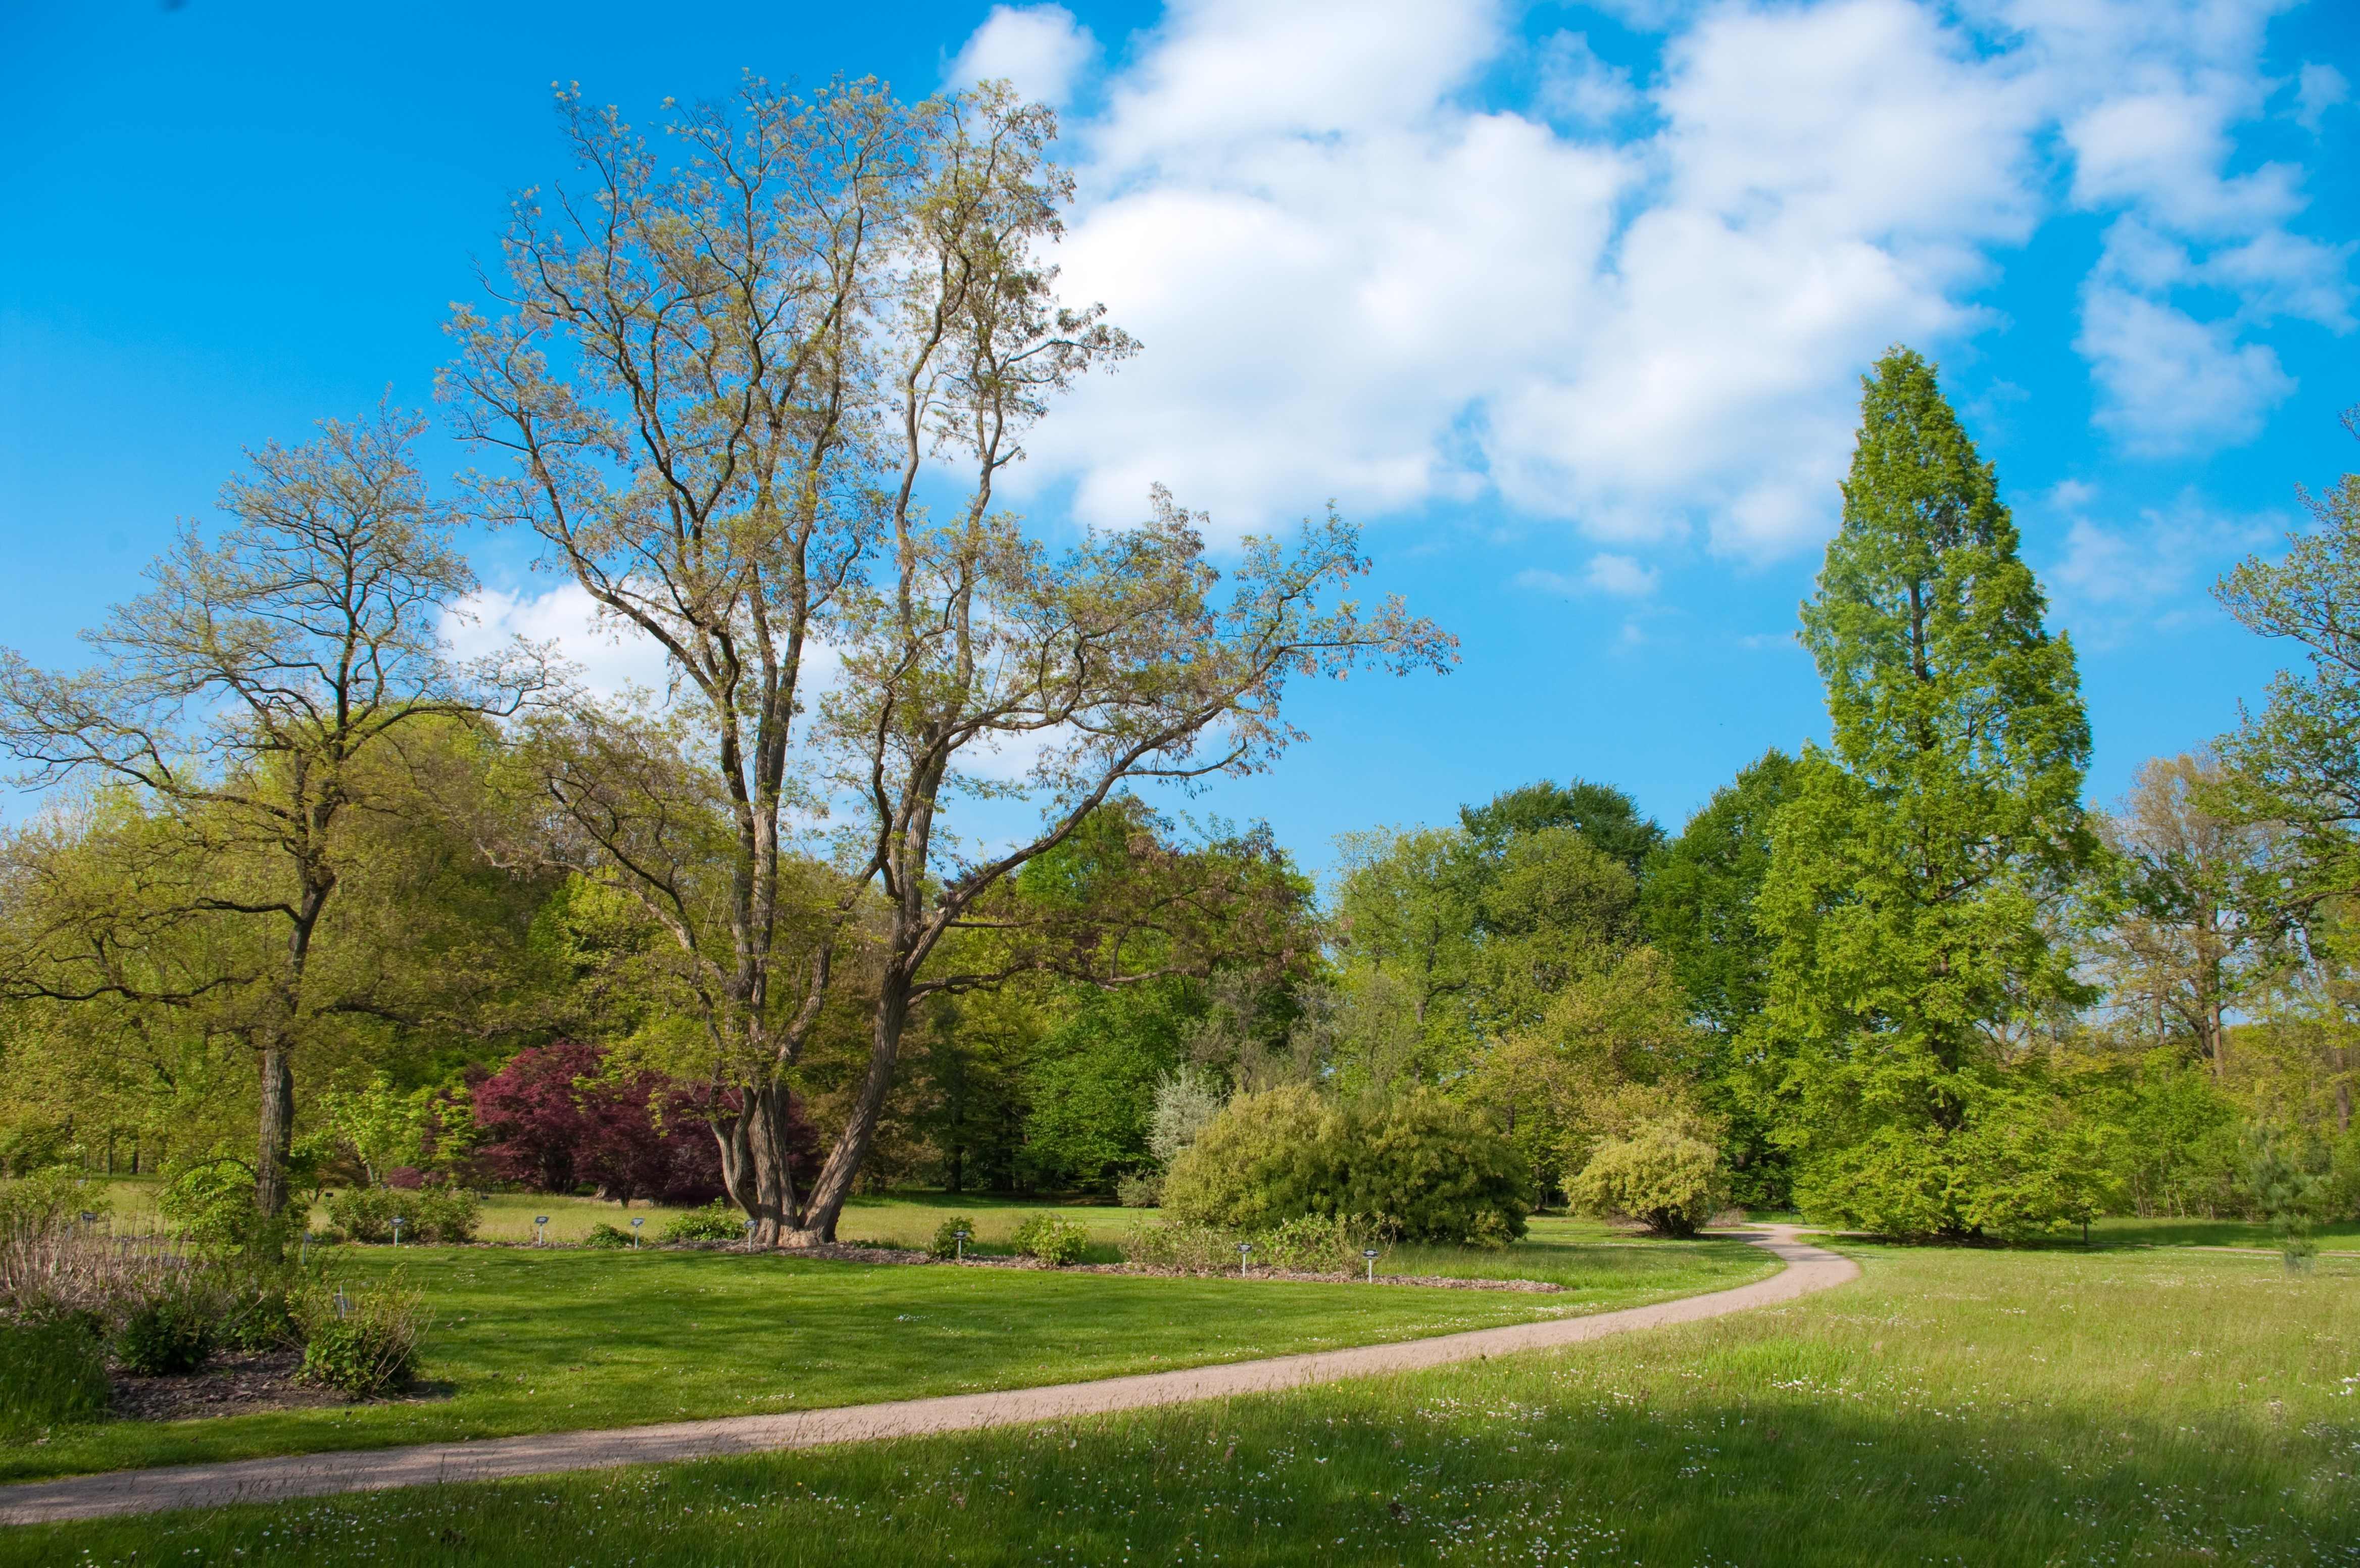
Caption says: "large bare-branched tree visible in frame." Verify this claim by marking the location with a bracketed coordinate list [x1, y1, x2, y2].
[444, 77, 946, 1241]
[0, 410, 545, 1214]
[448, 78, 1453, 1245]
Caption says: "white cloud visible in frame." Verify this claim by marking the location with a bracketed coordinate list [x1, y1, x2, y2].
[2042, 485, 2280, 648]
[2078, 284, 2293, 455]
[1585, 553, 1660, 597]
[2295, 63, 2348, 133]
[948, 5, 1096, 109]
[943, 0, 2347, 569]
[1536, 32, 1641, 129]
[443, 581, 675, 703]
[1514, 551, 1660, 598]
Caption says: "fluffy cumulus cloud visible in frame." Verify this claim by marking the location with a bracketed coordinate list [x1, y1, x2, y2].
[442, 581, 675, 703]
[948, 0, 2346, 563]
[948, 4, 1096, 108]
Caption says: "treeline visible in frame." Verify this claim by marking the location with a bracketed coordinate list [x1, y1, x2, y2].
[1308, 354, 2360, 1241]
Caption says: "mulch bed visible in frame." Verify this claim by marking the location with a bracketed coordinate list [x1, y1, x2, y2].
[108, 1350, 348, 1423]
[107, 1353, 454, 1423]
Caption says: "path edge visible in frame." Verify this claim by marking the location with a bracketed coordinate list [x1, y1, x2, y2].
[0, 1225, 1857, 1527]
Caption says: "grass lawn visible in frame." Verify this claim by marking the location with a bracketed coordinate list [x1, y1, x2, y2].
[0, 1222, 1772, 1485]
[18, 1236, 2355, 1566]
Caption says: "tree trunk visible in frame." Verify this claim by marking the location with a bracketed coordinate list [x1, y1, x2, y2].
[256, 1043, 296, 1218]
[787, 975, 911, 1246]
[716, 1083, 803, 1245]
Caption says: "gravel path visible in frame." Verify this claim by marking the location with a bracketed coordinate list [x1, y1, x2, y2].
[0, 1225, 1855, 1526]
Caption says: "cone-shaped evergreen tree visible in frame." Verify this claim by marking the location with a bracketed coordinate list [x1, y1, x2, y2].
[1748, 347, 2108, 1239]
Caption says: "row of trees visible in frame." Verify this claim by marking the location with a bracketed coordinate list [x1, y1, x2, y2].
[0, 79, 1448, 1246]
[1319, 353, 2360, 1238]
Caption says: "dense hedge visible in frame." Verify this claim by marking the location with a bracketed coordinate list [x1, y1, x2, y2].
[1162, 1086, 1529, 1245]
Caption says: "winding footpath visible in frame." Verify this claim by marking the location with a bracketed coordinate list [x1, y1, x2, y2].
[0, 1224, 1855, 1526]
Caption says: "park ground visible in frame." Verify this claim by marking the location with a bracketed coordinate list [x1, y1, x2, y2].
[6, 1198, 2357, 1565]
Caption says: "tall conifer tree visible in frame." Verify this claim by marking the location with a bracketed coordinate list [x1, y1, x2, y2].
[1749, 347, 2104, 1238]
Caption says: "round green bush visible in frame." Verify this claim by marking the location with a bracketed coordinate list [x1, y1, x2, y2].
[1158, 1085, 1335, 1233]
[1567, 1121, 1727, 1237]
[1163, 1086, 1529, 1245]
[582, 1222, 632, 1249]
[1009, 1213, 1089, 1265]
[0, 1319, 110, 1439]
[660, 1200, 747, 1243]
[115, 1297, 217, 1376]
[927, 1216, 978, 1260]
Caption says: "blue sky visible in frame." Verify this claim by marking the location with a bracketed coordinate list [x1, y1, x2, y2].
[2, 0, 2354, 875]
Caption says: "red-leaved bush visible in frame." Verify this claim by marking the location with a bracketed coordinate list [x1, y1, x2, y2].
[470, 1041, 764, 1207]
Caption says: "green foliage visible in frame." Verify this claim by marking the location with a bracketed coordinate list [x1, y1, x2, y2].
[1021, 980, 1194, 1191]
[1159, 1085, 1333, 1232]
[158, 1159, 279, 1260]
[1248, 1213, 1384, 1273]
[297, 1275, 428, 1397]
[0, 1168, 110, 1238]
[659, 1201, 746, 1243]
[2243, 1133, 2332, 1266]
[1113, 1171, 1162, 1208]
[1642, 750, 1801, 1207]
[1119, 1213, 1382, 1273]
[1162, 1086, 1528, 1245]
[926, 1217, 977, 1260]
[2214, 409, 2360, 896]
[0, 1319, 109, 1440]
[1568, 1121, 1728, 1237]
[324, 1185, 480, 1245]
[1117, 1219, 1238, 1272]
[313, 1073, 429, 1188]
[581, 1222, 633, 1250]
[114, 1293, 217, 1376]
[220, 1280, 306, 1354]
[1751, 347, 2094, 1240]
[1009, 1213, 1089, 1265]
[1461, 778, 1663, 878]
[2107, 1051, 2244, 1217]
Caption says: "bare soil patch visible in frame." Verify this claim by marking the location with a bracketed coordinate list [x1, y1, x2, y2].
[108, 1351, 346, 1423]
[106, 1354, 454, 1423]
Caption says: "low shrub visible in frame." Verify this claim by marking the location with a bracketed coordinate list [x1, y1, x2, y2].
[1009, 1213, 1089, 1265]
[407, 1186, 482, 1243]
[1118, 1220, 1236, 1273]
[1250, 1213, 1383, 1274]
[1163, 1087, 1530, 1246]
[323, 1185, 480, 1245]
[660, 1200, 747, 1243]
[1567, 1120, 1727, 1237]
[220, 1281, 305, 1353]
[582, 1222, 633, 1249]
[927, 1217, 978, 1260]
[115, 1293, 217, 1376]
[0, 1319, 109, 1439]
[1113, 1170, 1163, 1209]
[298, 1275, 429, 1397]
